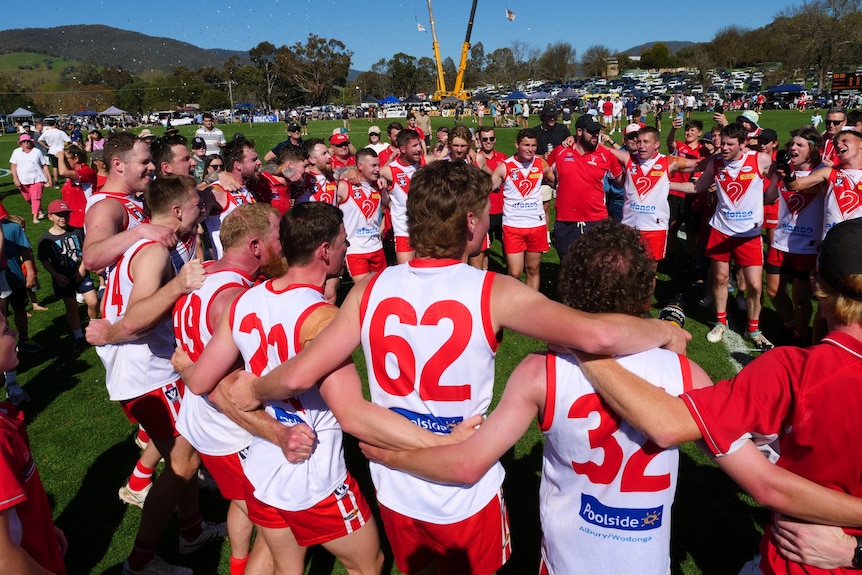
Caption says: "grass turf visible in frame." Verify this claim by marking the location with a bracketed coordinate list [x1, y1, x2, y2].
[0, 109, 809, 574]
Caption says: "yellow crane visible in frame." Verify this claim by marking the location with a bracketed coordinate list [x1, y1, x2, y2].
[427, 0, 477, 101]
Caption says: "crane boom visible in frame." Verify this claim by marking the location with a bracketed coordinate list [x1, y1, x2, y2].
[452, 0, 478, 99]
[426, 0, 477, 101]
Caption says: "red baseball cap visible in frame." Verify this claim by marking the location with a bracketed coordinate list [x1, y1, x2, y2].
[329, 133, 350, 146]
[48, 200, 72, 214]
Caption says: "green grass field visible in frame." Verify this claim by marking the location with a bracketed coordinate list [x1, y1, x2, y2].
[0, 109, 815, 574]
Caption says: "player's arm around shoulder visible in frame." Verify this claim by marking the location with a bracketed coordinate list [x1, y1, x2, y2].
[786, 164, 831, 191]
[361, 352, 544, 483]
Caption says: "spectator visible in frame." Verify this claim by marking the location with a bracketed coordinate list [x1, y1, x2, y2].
[9, 134, 51, 224]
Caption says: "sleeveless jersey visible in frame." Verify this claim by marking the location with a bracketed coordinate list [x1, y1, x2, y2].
[709, 151, 764, 237]
[339, 181, 383, 255]
[538, 349, 692, 575]
[174, 264, 256, 455]
[388, 161, 419, 239]
[204, 182, 256, 260]
[771, 169, 823, 254]
[622, 154, 672, 232]
[502, 156, 545, 229]
[823, 168, 862, 239]
[298, 171, 337, 205]
[232, 282, 348, 511]
[85, 190, 148, 232]
[358, 259, 504, 523]
[96, 239, 179, 401]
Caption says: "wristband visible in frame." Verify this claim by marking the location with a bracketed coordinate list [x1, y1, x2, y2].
[852, 535, 862, 568]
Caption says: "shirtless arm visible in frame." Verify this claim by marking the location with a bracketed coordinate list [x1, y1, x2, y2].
[360, 352, 545, 484]
[82, 199, 176, 270]
[785, 165, 831, 191]
[87, 249, 204, 345]
[491, 274, 690, 357]
[0, 509, 58, 575]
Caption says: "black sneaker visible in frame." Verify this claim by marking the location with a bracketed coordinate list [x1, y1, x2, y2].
[73, 337, 87, 353]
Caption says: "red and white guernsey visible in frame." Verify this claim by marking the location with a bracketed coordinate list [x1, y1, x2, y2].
[823, 168, 862, 239]
[388, 161, 419, 240]
[539, 349, 691, 575]
[339, 181, 383, 255]
[502, 156, 545, 229]
[204, 182, 256, 259]
[232, 282, 349, 512]
[772, 170, 823, 254]
[85, 191, 148, 232]
[97, 239, 178, 401]
[300, 171, 337, 206]
[622, 154, 672, 232]
[359, 260, 503, 523]
[173, 264, 256, 456]
[710, 151, 764, 237]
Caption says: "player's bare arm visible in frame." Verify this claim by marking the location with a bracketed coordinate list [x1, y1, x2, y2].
[491, 274, 691, 356]
[82, 199, 177, 270]
[361, 351, 546, 484]
[87, 249, 204, 345]
[0, 507, 60, 575]
[785, 165, 831, 191]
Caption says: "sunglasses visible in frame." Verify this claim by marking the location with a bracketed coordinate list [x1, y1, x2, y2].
[481, 137, 496, 142]
[209, 164, 224, 170]
[334, 142, 350, 147]
[826, 120, 844, 126]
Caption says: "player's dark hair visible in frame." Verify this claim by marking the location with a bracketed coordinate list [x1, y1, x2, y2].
[356, 148, 377, 162]
[277, 145, 307, 166]
[103, 131, 143, 173]
[788, 126, 822, 167]
[516, 128, 538, 143]
[301, 138, 325, 158]
[223, 139, 255, 172]
[279, 201, 343, 266]
[721, 123, 748, 143]
[150, 133, 189, 176]
[396, 129, 421, 149]
[558, 219, 654, 316]
[685, 119, 704, 131]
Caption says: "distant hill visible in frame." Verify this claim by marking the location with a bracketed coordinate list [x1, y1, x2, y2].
[622, 41, 695, 56]
[0, 25, 249, 74]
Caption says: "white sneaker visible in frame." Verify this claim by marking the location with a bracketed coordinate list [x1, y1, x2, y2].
[706, 323, 727, 343]
[118, 480, 151, 509]
[179, 521, 227, 555]
[747, 330, 775, 352]
[122, 556, 192, 575]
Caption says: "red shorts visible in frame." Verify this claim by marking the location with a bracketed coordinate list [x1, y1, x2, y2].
[704, 228, 763, 266]
[244, 479, 288, 529]
[379, 489, 511, 575]
[503, 224, 549, 254]
[765, 247, 817, 274]
[246, 472, 371, 547]
[199, 451, 246, 501]
[120, 380, 184, 441]
[346, 250, 386, 277]
[394, 235, 412, 253]
[639, 229, 668, 261]
[763, 202, 779, 228]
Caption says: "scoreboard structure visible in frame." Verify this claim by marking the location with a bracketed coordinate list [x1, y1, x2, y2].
[832, 72, 862, 91]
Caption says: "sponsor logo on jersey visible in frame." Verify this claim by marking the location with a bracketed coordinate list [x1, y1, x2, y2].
[271, 405, 305, 426]
[741, 165, 754, 172]
[391, 407, 463, 434]
[334, 483, 349, 499]
[739, 173, 756, 180]
[579, 493, 663, 531]
[165, 383, 180, 404]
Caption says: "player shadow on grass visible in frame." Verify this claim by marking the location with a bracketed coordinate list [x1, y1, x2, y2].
[499, 439, 544, 574]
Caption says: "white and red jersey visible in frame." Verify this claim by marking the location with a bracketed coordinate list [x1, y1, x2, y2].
[821, 137, 839, 167]
[340, 182, 383, 255]
[538, 349, 692, 575]
[299, 171, 337, 206]
[173, 264, 256, 456]
[232, 282, 347, 511]
[772, 170, 823, 254]
[709, 151, 764, 237]
[388, 161, 419, 239]
[502, 156, 545, 229]
[97, 239, 178, 401]
[85, 190, 148, 233]
[823, 168, 862, 239]
[359, 260, 503, 523]
[622, 154, 672, 232]
[204, 182, 256, 260]
[0, 405, 67, 575]
[681, 331, 862, 575]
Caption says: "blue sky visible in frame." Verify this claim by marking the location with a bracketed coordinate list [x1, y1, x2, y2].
[3, 0, 795, 71]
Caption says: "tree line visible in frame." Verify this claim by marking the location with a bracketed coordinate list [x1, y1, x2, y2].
[1, 0, 860, 116]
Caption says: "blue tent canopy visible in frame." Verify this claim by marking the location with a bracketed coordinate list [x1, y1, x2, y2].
[766, 84, 807, 93]
[503, 90, 527, 101]
[378, 95, 400, 104]
[234, 102, 255, 110]
[73, 109, 98, 117]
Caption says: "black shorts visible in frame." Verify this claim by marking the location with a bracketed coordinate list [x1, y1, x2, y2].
[6, 287, 28, 310]
[668, 195, 688, 224]
[48, 154, 59, 169]
[53, 274, 96, 300]
[489, 213, 503, 243]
